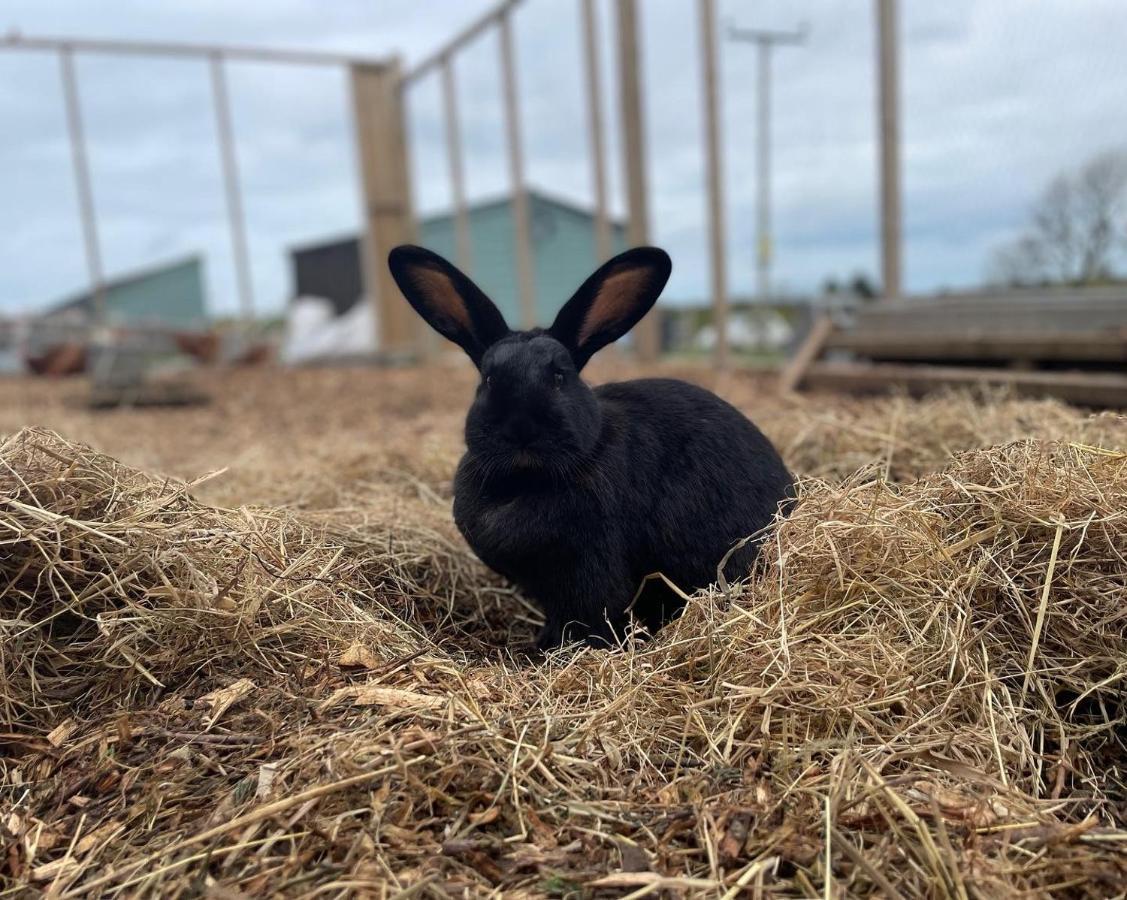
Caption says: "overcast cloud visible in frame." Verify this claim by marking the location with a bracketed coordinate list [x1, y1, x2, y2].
[1, 0, 1125, 316]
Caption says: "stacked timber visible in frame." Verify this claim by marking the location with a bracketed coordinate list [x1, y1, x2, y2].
[787, 286, 1127, 407]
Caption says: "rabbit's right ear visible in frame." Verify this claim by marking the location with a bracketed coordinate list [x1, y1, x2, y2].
[388, 245, 510, 366]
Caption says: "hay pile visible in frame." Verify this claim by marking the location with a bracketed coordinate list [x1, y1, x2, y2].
[3, 413, 1127, 895]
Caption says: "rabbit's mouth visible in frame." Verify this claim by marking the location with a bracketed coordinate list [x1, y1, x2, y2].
[510, 449, 542, 469]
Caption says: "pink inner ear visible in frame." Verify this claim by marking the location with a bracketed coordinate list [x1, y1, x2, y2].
[410, 265, 471, 330]
[578, 267, 647, 346]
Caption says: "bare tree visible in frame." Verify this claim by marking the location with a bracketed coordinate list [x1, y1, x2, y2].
[987, 149, 1127, 287]
[1075, 151, 1127, 277]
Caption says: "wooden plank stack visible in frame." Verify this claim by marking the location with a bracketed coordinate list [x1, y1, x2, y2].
[785, 286, 1127, 407]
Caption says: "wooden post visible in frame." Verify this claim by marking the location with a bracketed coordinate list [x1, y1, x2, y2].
[401, 0, 526, 84]
[441, 56, 473, 274]
[581, 0, 611, 264]
[209, 53, 256, 329]
[699, 0, 728, 369]
[755, 41, 771, 304]
[499, 11, 537, 328]
[779, 314, 833, 393]
[877, 0, 902, 299]
[615, 0, 659, 361]
[59, 48, 107, 329]
[350, 59, 419, 360]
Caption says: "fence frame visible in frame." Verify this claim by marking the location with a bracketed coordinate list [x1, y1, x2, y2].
[0, 31, 397, 348]
[3, 0, 906, 368]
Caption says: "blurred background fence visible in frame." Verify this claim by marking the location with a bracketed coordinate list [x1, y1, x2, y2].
[2, 0, 1125, 390]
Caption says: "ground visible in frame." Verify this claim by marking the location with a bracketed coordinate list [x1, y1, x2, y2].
[2, 363, 1127, 896]
[3, 360, 1115, 505]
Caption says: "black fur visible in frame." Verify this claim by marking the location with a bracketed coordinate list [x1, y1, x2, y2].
[388, 245, 794, 649]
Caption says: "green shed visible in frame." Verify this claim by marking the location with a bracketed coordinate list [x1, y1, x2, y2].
[289, 189, 629, 329]
[41, 256, 208, 330]
[418, 189, 628, 324]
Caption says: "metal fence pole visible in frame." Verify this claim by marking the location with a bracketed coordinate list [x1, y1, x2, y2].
[209, 53, 256, 329]
[498, 11, 537, 328]
[699, 0, 728, 369]
[581, 0, 612, 264]
[58, 47, 107, 329]
[440, 56, 473, 274]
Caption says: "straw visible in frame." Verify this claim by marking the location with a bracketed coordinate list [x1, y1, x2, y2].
[2, 371, 1127, 896]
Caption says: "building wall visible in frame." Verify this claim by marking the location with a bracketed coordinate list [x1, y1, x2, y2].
[42, 257, 208, 330]
[419, 193, 627, 327]
[104, 258, 207, 329]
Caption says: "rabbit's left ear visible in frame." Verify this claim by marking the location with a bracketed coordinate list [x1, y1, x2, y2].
[549, 247, 671, 370]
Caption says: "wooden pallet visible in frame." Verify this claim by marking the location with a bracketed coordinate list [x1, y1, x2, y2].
[825, 331, 1127, 364]
[802, 361, 1127, 408]
[782, 288, 1127, 407]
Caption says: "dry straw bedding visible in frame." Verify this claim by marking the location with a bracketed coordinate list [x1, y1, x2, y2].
[3, 368, 1127, 897]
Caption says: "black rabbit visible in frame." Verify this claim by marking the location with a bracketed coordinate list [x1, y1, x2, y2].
[388, 244, 794, 649]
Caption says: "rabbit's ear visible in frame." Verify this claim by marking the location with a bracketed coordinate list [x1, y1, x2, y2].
[549, 247, 671, 370]
[388, 245, 510, 366]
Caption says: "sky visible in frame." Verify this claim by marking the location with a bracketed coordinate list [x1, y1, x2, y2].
[1, 0, 1125, 317]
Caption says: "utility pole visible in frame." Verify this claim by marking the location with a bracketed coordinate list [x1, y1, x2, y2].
[727, 22, 806, 303]
[876, 0, 902, 299]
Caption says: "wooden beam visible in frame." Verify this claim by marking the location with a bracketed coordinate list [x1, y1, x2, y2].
[350, 60, 419, 360]
[440, 56, 473, 274]
[499, 11, 537, 328]
[58, 48, 106, 329]
[209, 53, 256, 329]
[876, 0, 902, 299]
[779, 313, 834, 392]
[615, 0, 659, 361]
[802, 361, 1127, 408]
[3, 31, 391, 68]
[402, 0, 525, 83]
[839, 300, 1127, 334]
[825, 331, 1127, 363]
[581, 0, 612, 264]
[699, 0, 728, 370]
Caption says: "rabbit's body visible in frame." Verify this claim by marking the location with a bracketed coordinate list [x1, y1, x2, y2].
[388, 244, 794, 649]
[455, 376, 792, 647]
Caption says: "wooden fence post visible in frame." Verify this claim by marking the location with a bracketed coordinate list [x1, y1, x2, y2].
[616, 0, 659, 361]
[876, 0, 902, 300]
[351, 59, 420, 360]
[441, 56, 473, 275]
[499, 11, 537, 329]
[209, 53, 257, 331]
[581, 0, 612, 265]
[59, 48, 107, 330]
[699, 0, 729, 370]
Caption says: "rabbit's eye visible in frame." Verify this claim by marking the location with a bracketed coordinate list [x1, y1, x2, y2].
[484, 375, 493, 387]
[553, 372, 565, 389]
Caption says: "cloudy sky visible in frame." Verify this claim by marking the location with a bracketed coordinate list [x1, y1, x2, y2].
[1, 0, 1125, 316]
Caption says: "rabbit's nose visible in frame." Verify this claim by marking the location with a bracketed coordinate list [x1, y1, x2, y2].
[504, 416, 537, 445]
